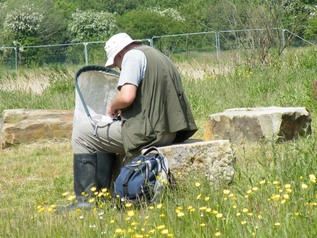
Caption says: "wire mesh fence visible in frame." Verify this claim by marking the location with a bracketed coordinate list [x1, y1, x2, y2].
[0, 28, 316, 71]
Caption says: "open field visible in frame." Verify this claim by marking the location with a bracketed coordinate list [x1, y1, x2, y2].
[0, 48, 317, 237]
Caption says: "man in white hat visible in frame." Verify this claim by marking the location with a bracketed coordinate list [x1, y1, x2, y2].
[67, 32, 197, 210]
[104, 32, 197, 155]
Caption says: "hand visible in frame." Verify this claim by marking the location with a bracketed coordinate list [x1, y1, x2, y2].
[108, 106, 121, 119]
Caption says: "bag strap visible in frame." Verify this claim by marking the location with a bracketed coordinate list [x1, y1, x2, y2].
[142, 146, 162, 156]
[143, 146, 169, 174]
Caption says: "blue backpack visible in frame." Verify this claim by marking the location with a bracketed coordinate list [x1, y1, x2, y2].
[114, 147, 170, 204]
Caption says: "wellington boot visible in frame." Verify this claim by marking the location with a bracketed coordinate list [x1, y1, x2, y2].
[96, 152, 116, 191]
[57, 153, 97, 211]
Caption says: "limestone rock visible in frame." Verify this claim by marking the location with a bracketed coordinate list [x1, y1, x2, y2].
[204, 106, 312, 143]
[1, 109, 73, 149]
[158, 140, 235, 186]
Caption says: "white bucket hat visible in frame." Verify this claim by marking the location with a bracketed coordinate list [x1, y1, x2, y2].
[104, 33, 142, 67]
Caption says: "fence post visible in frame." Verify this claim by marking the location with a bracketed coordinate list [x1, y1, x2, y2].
[150, 37, 154, 47]
[281, 29, 285, 49]
[83, 42, 88, 65]
[14, 46, 18, 71]
[216, 32, 220, 62]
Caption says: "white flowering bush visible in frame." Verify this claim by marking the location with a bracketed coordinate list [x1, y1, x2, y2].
[68, 10, 117, 42]
[3, 3, 43, 34]
[151, 7, 185, 22]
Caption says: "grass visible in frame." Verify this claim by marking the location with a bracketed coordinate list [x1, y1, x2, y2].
[0, 48, 317, 237]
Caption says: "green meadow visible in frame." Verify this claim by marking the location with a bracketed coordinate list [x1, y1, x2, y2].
[0, 48, 317, 237]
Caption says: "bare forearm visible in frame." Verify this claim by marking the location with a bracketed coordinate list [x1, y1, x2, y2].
[108, 84, 137, 118]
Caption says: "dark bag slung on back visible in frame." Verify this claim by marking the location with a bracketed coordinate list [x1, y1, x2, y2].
[114, 147, 169, 204]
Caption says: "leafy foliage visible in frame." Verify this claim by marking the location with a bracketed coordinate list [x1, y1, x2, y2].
[0, 0, 316, 62]
[116, 8, 186, 39]
[68, 10, 117, 42]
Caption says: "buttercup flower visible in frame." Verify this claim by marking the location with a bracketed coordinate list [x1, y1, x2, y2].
[309, 174, 316, 183]
[301, 183, 308, 190]
[223, 189, 230, 194]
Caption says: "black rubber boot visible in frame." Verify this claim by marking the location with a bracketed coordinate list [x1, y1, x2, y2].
[96, 152, 116, 191]
[57, 153, 97, 211]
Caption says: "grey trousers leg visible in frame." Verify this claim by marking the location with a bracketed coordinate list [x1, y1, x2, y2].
[72, 120, 124, 154]
[72, 120, 176, 154]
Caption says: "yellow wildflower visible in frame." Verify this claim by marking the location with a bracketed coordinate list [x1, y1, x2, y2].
[259, 180, 266, 185]
[216, 213, 223, 218]
[215, 231, 221, 237]
[223, 189, 230, 194]
[133, 234, 143, 238]
[161, 229, 169, 234]
[274, 222, 281, 226]
[156, 203, 163, 209]
[241, 221, 247, 225]
[67, 195, 76, 201]
[242, 208, 248, 213]
[131, 222, 140, 226]
[195, 182, 201, 187]
[127, 210, 135, 217]
[271, 194, 280, 201]
[284, 184, 291, 189]
[309, 174, 316, 183]
[90, 187, 97, 192]
[37, 207, 45, 213]
[115, 228, 124, 234]
[286, 188, 292, 193]
[177, 212, 185, 217]
[199, 206, 207, 211]
[157, 225, 166, 230]
[301, 183, 308, 190]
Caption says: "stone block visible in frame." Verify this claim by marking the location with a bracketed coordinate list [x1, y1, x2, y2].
[204, 106, 312, 143]
[1, 109, 73, 149]
[158, 140, 235, 186]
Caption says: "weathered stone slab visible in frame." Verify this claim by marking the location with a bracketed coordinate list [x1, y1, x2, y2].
[204, 106, 312, 143]
[1, 109, 73, 149]
[158, 140, 235, 186]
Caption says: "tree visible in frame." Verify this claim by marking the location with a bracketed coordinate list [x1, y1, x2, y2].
[68, 10, 117, 42]
[116, 8, 187, 39]
[3, 3, 43, 45]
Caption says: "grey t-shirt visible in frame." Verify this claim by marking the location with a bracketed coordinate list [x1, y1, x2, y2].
[117, 49, 147, 89]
